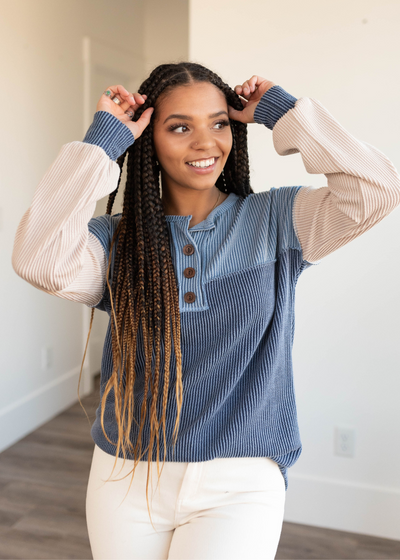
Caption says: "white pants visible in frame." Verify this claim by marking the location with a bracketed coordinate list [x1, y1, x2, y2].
[86, 443, 286, 560]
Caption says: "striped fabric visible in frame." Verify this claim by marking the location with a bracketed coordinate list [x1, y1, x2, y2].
[11, 87, 400, 491]
[87, 188, 311, 490]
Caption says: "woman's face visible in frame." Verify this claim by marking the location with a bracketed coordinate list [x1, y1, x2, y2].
[152, 81, 233, 193]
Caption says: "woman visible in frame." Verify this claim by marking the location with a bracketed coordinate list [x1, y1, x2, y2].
[12, 62, 400, 560]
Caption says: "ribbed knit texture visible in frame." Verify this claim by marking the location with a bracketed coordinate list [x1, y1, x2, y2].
[83, 110, 135, 161]
[254, 85, 297, 129]
[88, 188, 312, 490]
[11, 86, 400, 493]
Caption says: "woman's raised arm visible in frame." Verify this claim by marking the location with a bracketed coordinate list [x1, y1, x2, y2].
[12, 140, 122, 307]
[271, 95, 400, 263]
[12, 85, 153, 307]
[229, 78, 400, 264]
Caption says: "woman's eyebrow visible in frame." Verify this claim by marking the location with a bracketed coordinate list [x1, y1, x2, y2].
[163, 110, 228, 124]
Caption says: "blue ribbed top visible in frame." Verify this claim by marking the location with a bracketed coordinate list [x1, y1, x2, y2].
[85, 86, 309, 490]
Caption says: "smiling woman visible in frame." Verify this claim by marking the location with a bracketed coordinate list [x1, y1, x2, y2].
[152, 81, 233, 224]
[11, 61, 400, 560]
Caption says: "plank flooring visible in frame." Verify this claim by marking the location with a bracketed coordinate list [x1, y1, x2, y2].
[0, 373, 399, 560]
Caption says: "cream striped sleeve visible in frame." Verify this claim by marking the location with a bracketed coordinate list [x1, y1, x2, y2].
[272, 97, 400, 263]
[12, 141, 121, 307]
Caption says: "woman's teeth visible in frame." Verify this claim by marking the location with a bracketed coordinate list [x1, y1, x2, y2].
[187, 157, 215, 168]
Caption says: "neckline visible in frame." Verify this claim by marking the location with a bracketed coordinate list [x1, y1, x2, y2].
[164, 192, 240, 231]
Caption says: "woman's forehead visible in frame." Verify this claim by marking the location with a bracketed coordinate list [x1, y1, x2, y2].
[156, 82, 227, 115]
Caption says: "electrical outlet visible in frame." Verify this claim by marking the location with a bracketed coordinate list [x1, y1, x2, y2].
[334, 427, 355, 457]
[41, 346, 53, 370]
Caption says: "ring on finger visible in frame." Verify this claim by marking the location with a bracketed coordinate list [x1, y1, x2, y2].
[112, 96, 122, 105]
[125, 109, 134, 119]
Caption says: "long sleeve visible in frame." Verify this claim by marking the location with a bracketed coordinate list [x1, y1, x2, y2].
[254, 87, 400, 264]
[11, 111, 135, 307]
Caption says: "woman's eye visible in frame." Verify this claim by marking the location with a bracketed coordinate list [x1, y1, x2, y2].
[169, 123, 189, 133]
[168, 119, 229, 133]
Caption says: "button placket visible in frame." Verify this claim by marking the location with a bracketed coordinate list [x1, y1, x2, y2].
[183, 267, 195, 279]
[182, 243, 195, 256]
[182, 243, 196, 305]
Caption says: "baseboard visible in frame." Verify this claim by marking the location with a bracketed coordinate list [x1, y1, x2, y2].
[0, 366, 93, 454]
[2, 375, 399, 542]
[284, 471, 400, 541]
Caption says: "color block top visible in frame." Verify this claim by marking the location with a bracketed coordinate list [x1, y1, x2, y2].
[12, 86, 400, 490]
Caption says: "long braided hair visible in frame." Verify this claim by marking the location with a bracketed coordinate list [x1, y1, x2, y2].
[78, 62, 254, 529]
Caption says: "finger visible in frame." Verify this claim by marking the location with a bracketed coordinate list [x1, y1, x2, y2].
[133, 106, 155, 136]
[105, 85, 136, 103]
[102, 86, 131, 111]
[115, 95, 132, 112]
[103, 85, 127, 101]
[111, 84, 132, 98]
[248, 75, 259, 92]
[248, 75, 270, 93]
[242, 81, 251, 97]
[234, 85, 249, 103]
[252, 75, 261, 87]
[133, 93, 147, 104]
[129, 92, 147, 108]
[121, 93, 148, 119]
[134, 93, 147, 102]
[228, 105, 246, 123]
[121, 91, 147, 112]
[238, 76, 265, 96]
[121, 93, 147, 117]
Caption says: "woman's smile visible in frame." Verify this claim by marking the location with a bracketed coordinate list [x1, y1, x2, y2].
[152, 82, 232, 192]
[186, 156, 219, 173]
[152, 81, 232, 221]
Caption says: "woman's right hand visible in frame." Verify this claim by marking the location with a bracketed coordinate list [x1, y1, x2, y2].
[96, 85, 154, 140]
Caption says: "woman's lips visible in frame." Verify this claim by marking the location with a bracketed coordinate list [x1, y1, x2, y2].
[185, 157, 219, 174]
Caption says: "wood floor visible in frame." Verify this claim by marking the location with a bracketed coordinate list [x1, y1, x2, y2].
[0, 373, 399, 560]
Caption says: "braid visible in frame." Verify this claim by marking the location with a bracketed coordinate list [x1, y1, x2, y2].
[80, 61, 253, 532]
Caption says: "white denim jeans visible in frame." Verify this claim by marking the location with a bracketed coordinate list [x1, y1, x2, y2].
[86, 443, 286, 560]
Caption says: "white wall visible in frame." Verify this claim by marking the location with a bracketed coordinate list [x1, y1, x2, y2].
[2, 0, 399, 542]
[0, 0, 188, 458]
[189, 0, 400, 540]
[0, 0, 144, 452]
[143, 0, 189, 75]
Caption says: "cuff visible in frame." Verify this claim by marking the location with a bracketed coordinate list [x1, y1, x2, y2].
[253, 85, 297, 130]
[83, 111, 135, 161]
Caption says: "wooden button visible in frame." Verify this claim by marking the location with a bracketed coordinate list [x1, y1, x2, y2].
[183, 267, 195, 278]
[183, 244, 195, 256]
[184, 292, 196, 303]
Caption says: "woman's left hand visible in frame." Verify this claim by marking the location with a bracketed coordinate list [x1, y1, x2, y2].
[228, 75, 275, 124]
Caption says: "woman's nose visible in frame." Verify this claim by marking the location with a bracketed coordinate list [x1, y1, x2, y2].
[191, 130, 216, 149]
